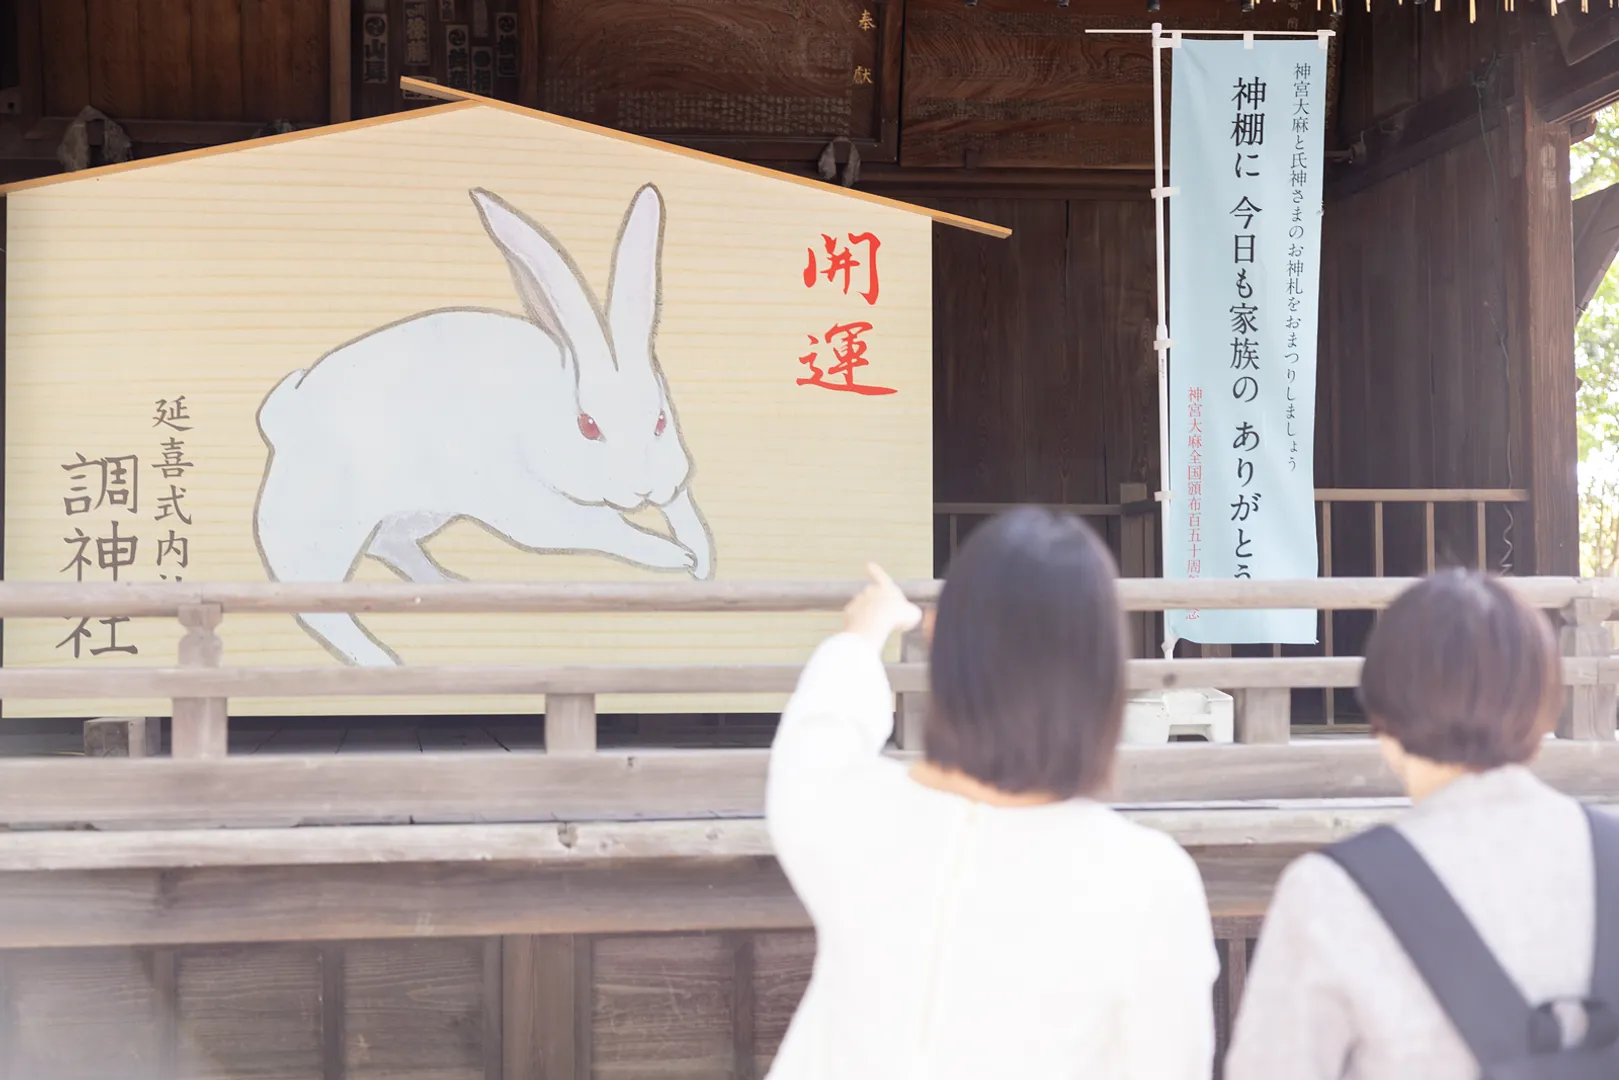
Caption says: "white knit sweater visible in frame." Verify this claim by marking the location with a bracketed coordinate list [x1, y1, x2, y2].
[764, 633, 1219, 1080]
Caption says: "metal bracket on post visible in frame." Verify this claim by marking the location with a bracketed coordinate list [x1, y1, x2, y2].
[172, 603, 227, 758]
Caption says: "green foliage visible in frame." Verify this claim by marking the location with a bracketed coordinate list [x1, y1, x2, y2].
[1574, 106, 1619, 575]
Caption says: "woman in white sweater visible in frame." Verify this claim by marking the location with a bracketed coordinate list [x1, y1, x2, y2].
[764, 507, 1219, 1080]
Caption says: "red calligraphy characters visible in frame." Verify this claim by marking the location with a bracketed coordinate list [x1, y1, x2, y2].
[803, 232, 880, 305]
[797, 228, 894, 395]
[798, 322, 896, 396]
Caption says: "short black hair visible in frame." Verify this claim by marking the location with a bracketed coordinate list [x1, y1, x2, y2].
[1359, 569, 1563, 768]
[926, 507, 1127, 798]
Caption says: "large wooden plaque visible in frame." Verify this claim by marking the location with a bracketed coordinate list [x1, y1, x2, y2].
[0, 99, 976, 718]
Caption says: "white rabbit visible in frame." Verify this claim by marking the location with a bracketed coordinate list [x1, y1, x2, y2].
[253, 184, 714, 667]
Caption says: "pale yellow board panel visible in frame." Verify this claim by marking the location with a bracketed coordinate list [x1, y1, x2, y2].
[3, 104, 932, 718]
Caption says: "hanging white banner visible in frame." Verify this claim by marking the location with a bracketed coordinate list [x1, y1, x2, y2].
[1166, 38, 1325, 645]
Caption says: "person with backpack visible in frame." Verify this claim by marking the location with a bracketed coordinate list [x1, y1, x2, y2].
[1225, 569, 1618, 1080]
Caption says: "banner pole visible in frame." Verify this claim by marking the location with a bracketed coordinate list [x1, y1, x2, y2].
[1150, 23, 1175, 658]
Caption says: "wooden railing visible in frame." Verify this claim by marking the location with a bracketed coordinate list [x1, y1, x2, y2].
[0, 574, 1611, 762]
[936, 488, 1533, 723]
[935, 487, 1529, 576]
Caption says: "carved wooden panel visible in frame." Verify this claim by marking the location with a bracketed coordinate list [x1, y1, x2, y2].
[537, 0, 901, 160]
[901, 0, 1340, 170]
[355, 0, 522, 120]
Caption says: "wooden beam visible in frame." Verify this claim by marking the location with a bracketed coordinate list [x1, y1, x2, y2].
[0, 857, 806, 949]
[1538, 38, 1619, 123]
[23, 116, 267, 146]
[320, 945, 345, 1080]
[544, 694, 597, 754]
[0, 804, 1449, 873]
[1551, 5, 1619, 66]
[1328, 57, 1516, 201]
[504, 934, 586, 1080]
[730, 934, 756, 1080]
[0, 742, 1615, 830]
[1573, 181, 1619, 313]
[517, 0, 540, 108]
[0, 575, 1602, 618]
[16, 0, 44, 132]
[0, 845, 1298, 949]
[11, 652, 1619, 704]
[484, 938, 504, 1080]
[329, 0, 353, 124]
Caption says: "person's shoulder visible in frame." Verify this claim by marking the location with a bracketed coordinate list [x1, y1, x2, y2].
[1081, 806, 1209, 896]
[1267, 846, 1373, 922]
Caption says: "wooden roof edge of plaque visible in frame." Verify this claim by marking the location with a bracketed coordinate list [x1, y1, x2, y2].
[0, 78, 1015, 242]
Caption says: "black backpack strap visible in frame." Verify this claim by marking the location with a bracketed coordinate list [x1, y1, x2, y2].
[1321, 825, 1532, 1067]
[1588, 806, 1619, 1009]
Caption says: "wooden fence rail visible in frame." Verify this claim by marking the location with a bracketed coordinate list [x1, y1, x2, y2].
[0, 576, 1613, 758]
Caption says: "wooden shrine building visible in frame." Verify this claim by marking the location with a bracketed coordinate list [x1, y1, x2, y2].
[1, 2, 1618, 1079]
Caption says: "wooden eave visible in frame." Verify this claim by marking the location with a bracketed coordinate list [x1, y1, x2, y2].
[0, 78, 1010, 240]
[1575, 180, 1619, 313]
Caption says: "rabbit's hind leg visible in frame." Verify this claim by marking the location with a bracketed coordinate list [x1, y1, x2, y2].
[295, 612, 401, 667]
[367, 511, 461, 583]
[256, 498, 400, 666]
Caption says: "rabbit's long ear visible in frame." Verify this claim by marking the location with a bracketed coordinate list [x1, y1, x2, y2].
[607, 185, 664, 361]
[471, 189, 599, 361]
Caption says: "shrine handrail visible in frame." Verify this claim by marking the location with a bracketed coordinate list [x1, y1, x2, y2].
[0, 576, 1614, 757]
[0, 574, 1608, 616]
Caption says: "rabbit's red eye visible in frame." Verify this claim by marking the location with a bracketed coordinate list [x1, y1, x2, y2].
[577, 413, 602, 441]
[655, 410, 667, 436]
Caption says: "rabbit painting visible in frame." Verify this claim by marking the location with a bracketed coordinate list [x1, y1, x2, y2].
[253, 184, 715, 667]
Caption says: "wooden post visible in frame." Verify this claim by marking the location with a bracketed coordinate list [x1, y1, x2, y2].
[730, 934, 756, 1080]
[518, 0, 542, 107]
[1559, 599, 1617, 741]
[1515, 54, 1580, 575]
[545, 694, 597, 754]
[1233, 688, 1290, 744]
[1119, 482, 1151, 659]
[172, 603, 228, 758]
[83, 716, 161, 757]
[329, 0, 353, 123]
[894, 627, 929, 751]
[504, 934, 590, 1080]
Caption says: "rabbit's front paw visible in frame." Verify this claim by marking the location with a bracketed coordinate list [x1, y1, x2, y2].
[630, 534, 697, 572]
[685, 545, 712, 581]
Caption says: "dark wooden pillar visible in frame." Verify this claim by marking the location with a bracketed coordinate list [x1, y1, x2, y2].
[504, 934, 591, 1080]
[1514, 45, 1581, 576]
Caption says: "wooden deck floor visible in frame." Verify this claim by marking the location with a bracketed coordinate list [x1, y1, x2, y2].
[0, 714, 786, 757]
[0, 714, 1374, 757]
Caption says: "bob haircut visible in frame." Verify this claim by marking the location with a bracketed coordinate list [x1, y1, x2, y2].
[1358, 569, 1563, 769]
[925, 506, 1126, 799]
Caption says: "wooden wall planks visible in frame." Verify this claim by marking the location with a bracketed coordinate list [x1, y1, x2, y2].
[1318, 130, 1529, 580]
[344, 939, 489, 1079]
[176, 944, 324, 1079]
[899, 0, 1339, 171]
[23, 0, 333, 126]
[916, 194, 1157, 569]
[0, 922, 1262, 1079]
